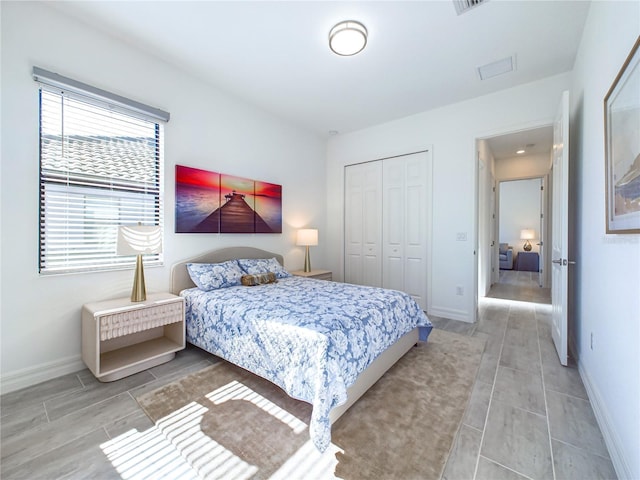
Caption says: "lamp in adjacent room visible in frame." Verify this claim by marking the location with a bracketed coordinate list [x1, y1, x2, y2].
[520, 229, 535, 252]
[296, 228, 318, 272]
[117, 224, 162, 302]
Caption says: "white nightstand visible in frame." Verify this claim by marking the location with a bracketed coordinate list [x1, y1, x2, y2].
[82, 292, 185, 382]
[291, 269, 333, 281]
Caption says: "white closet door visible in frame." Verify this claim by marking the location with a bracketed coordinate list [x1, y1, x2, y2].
[383, 153, 428, 309]
[382, 159, 405, 292]
[344, 162, 382, 287]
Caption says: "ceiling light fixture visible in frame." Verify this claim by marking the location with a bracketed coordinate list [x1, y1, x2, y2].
[329, 20, 367, 56]
[516, 149, 525, 154]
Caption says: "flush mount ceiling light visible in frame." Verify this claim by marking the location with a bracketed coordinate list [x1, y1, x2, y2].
[329, 20, 367, 56]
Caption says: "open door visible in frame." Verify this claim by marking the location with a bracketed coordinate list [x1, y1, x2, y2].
[551, 90, 570, 366]
[538, 176, 546, 288]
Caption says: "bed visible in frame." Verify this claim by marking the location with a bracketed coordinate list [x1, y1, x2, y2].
[171, 247, 432, 452]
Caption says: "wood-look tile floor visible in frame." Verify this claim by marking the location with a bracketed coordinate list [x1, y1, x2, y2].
[441, 275, 617, 480]
[0, 276, 616, 479]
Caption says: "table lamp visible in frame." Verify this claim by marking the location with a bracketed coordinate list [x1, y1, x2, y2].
[117, 224, 163, 302]
[296, 228, 318, 272]
[520, 229, 535, 252]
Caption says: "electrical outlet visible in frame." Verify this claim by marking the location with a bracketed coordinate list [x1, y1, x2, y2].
[456, 285, 464, 296]
[456, 232, 467, 241]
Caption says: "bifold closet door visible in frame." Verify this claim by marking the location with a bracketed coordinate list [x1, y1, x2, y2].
[344, 161, 382, 287]
[382, 153, 428, 310]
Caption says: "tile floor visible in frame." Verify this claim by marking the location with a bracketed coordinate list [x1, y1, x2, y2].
[441, 271, 617, 480]
[0, 273, 617, 479]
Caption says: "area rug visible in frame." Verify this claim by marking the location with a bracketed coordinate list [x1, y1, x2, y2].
[134, 329, 485, 479]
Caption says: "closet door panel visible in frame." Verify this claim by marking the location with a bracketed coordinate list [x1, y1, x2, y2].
[404, 153, 428, 309]
[344, 167, 364, 285]
[383, 159, 405, 291]
[344, 162, 382, 287]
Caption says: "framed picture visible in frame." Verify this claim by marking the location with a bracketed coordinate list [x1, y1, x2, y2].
[604, 36, 640, 234]
[175, 165, 282, 234]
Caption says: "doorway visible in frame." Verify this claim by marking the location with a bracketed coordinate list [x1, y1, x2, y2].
[476, 125, 553, 304]
[498, 177, 542, 285]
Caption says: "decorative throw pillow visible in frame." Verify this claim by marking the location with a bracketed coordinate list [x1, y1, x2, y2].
[186, 260, 244, 291]
[237, 257, 291, 279]
[241, 272, 277, 286]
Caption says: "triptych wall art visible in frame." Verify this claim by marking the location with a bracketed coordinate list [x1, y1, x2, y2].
[175, 165, 282, 234]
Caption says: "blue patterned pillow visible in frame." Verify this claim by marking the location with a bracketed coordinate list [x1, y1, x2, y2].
[237, 257, 291, 279]
[187, 260, 244, 291]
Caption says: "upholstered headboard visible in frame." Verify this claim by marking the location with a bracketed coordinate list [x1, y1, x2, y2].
[170, 246, 284, 295]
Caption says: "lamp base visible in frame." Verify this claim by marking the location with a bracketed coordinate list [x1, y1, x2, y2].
[523, 240, 532, 252]
[131, 254, 147, 302]
[303, 246, 311, 272]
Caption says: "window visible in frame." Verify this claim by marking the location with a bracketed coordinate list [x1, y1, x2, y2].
[35, 68, 169, 274]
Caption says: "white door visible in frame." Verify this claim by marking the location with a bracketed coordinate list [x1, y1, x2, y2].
[538, 176, 547, 288]
[551, 90, 570, 366]
[382, 152, 429, 309]
[344, 162, 382, 287]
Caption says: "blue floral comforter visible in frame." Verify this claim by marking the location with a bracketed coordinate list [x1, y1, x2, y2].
[182, 276, 432, 452]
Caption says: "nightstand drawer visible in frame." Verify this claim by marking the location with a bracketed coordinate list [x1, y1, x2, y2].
[99, 301, 184, 341]
[311, 272, 333, 281]
[291, 269, 332, 281]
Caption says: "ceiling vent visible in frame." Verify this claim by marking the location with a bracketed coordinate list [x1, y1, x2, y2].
[477, 55, 517, 80]
[453, 0, 488, 15]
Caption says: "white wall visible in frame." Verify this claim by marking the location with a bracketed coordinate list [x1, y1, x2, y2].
[494, 152, 551, 180]
[327, 73, 570, 323]
[499, 178, 541, 254]
[569, 2, 640, 478]
[0, 2, 326, 392]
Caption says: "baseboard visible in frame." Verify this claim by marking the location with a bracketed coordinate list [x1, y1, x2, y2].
[428, 306, 472, 323]
[578, 360, 633, 479]
[0, 355, 85, 395]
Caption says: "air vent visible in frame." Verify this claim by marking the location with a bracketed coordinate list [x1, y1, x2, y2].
[453, 0, 488, 15]
[477, 55, 516, 80]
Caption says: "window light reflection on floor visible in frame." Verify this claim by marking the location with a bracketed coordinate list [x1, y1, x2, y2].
[100, 379, 342, 479]
[205, 380, 308, 434]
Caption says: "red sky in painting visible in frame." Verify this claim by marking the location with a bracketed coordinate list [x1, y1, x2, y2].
[255, 181, 282, 198]
[176, 165, 220, 189]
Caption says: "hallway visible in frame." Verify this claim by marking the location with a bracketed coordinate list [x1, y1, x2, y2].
[435, 279, 615, 479]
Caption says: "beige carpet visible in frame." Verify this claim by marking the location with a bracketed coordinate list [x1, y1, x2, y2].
[135, 329, 485, 480]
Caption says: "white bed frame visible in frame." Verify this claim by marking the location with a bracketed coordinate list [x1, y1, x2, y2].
[170, 246, 419, 424]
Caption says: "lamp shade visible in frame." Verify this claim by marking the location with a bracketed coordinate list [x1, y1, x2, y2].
[520, 229, 536, 240]
[117, 225, 163, 256]
[296, 229, 318, 246]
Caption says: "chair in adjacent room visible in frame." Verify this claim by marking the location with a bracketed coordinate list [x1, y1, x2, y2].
[499, 243, 513, 270]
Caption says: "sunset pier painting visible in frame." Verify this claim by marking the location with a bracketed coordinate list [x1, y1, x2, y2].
[175, 165, 282, 234]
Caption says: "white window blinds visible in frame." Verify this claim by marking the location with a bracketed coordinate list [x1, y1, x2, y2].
[36, 70, 168, 274]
